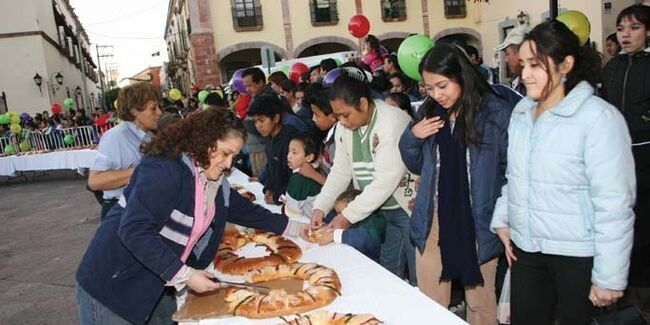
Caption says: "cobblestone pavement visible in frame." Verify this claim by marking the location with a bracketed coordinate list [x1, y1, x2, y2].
[0, 171, 100, 324]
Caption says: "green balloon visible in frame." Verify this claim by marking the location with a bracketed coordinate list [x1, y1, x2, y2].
[4, 145, 16, 155]
[64, 134, 74, 145]
[397, 34, 435, 81]
[19, 141, 31, 152]
[0, 114, 9, 125]
[334, 58, 343, 66]
[198, 90, 210, 104]
[64, 97, 74, 110]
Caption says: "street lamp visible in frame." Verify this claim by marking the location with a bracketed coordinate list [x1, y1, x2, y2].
[517, 10, 530, 26]
[33, 73, 43, 95]
[55, 72, 64, 86]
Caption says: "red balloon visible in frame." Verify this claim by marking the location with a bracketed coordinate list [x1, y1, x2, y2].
[51, 102, 62, 114]
[289, 62, 309, 83]
[348, 15, 370, 38]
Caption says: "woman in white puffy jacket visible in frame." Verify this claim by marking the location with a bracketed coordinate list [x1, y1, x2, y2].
[490, 20, 636, 325]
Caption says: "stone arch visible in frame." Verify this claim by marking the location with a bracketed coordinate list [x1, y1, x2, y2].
[375, 31, 411, 42]
[293, 36, 358, 58]
[216, 41, 287, 62]
[432, 27, 482, 44]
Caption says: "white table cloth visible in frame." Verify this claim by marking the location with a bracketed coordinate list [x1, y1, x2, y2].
[178, 171, 467, 325]
[0, 149, 98, 176]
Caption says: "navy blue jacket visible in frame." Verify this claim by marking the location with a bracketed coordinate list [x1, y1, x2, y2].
[260, 124, 299, 203]
[399, 93, 512, 264]
[76, 155, 289, 324]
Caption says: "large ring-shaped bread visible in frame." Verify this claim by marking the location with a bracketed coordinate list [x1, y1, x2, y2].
[214, 230, 302, 275]
[278, 310, 382, 325]
[225, 263, 342, 318]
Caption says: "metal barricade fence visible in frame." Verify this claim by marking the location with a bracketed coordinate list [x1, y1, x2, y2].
[1, 125, 99, 156]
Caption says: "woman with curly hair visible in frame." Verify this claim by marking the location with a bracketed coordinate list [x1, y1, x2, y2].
[75, 108, 303, 325]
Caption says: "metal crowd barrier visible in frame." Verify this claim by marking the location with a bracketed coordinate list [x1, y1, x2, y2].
[1, 125, 100, 156]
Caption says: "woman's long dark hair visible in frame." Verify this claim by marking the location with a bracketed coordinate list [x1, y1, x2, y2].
[141, 108, 246, 169]
[418, 42, 493, 144]
[523, 20, 602, 98]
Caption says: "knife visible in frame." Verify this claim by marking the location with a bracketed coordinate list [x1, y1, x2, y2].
[211, 278, 270, 292]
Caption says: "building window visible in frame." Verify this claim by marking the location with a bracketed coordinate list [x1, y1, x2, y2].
[444, 0, 466, 18]
[310, 0, 338, 26]
[604, 2, 612, 14]
[231, 0, 263, 31]
[381, 0, 406, 22]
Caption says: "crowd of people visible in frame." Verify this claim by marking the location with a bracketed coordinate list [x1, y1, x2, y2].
[74, 4, 649, 325]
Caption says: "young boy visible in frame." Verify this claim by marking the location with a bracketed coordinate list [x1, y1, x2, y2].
[283, 134, 323, 218]
[310, 190, 386, 262]
[247, 94, 299, 205]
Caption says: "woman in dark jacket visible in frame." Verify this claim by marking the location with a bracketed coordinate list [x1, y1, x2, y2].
[76, 108, 302, 325]
[398, 43, 512, 324]
[601, 4, 650, 292]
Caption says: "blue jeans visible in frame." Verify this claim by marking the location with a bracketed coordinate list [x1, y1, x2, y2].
[77, 284, 177, 325]
[379, 208, 417, 285]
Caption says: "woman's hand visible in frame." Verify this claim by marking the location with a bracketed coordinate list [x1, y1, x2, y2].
[311, 209, 325, 228]
[411, 117, 445, 139]
[589, 285, 624, 307]
[185, 270, 221, 293]
[299, 162, 326, 186]
[495, 227, 517, 266]
[299, 223, 312, 242]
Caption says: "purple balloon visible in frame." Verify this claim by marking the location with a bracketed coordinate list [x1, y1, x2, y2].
[231, 68, 247, 94]
[323, 68, 344, 88]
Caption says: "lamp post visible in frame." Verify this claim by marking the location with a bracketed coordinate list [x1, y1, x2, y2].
[33, 73, 43, 95]
[35, 71, 64, 106]
[517, 10, 530, 26]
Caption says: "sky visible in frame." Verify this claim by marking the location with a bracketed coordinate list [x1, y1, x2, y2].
[69, 0, 169, 85]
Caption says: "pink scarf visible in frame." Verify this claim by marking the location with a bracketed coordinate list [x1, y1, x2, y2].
[179, 163, 217, 262]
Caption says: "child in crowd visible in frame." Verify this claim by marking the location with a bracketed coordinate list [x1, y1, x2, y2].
[309, 190, 386, 262]
[283, 134, 323, 218]
[247, 94, 299, 205]
[306, 84, 337, 176]
[362, 35, 385, 71]
[385, 92, 414, 118]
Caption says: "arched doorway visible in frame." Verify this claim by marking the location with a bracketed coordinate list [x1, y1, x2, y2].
[298, 42, 353, 58]
[294, 36, 358, 58]
[433, 28, 482, 52]
[376, 32, 410, 54]
[216, 42, 286, 81]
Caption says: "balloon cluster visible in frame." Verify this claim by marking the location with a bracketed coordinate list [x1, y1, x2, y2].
[0, 111, 24, 135]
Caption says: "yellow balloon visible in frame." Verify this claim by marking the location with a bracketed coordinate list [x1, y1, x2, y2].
[113, 100, 118, 109]
[10, 123, 22, 134]
[169, 88, 182, 101]
[557, 10, 591, 46]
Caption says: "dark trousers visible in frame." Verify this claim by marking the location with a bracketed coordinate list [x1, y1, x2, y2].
[100, 199, 118, 221]
[511, 245, 596, 325]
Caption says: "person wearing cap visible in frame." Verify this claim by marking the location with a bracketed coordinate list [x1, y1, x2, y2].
[497, 26, 531, 96]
